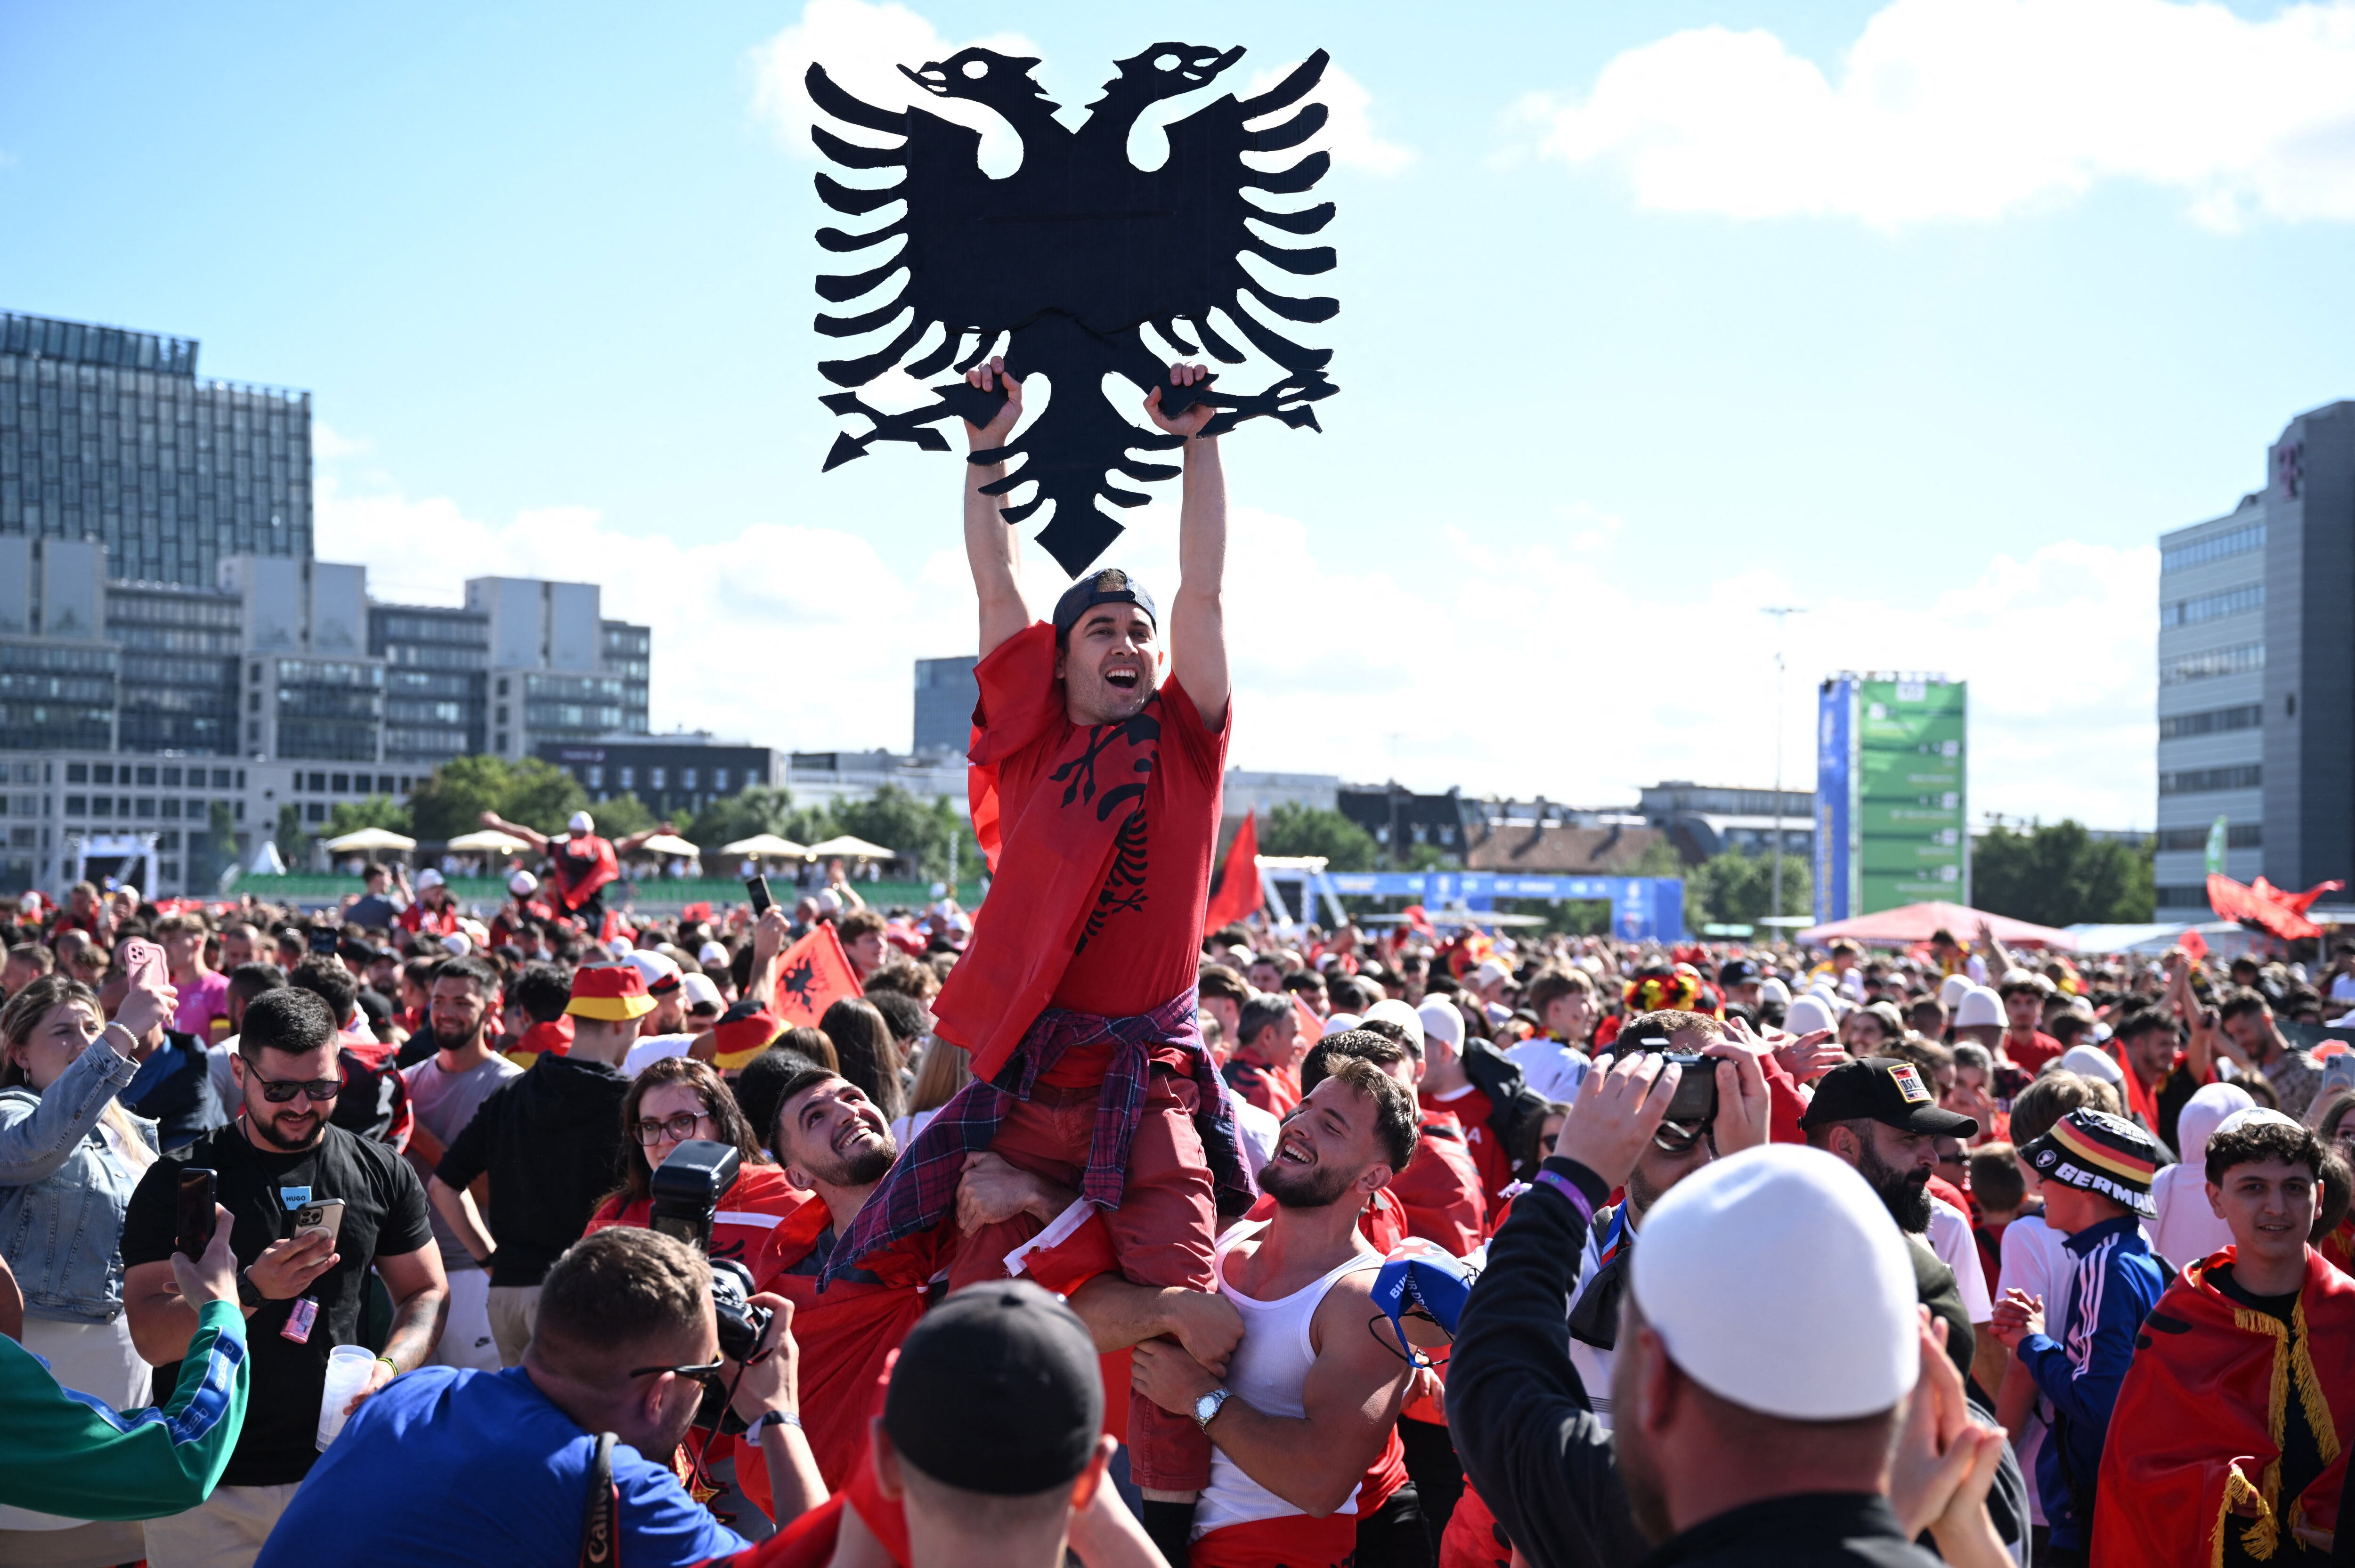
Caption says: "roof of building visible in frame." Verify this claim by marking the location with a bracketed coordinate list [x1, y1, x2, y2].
[1463, 821, 1669, 875]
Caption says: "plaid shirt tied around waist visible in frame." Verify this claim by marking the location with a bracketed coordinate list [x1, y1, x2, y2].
[818, 986, 1253, 1288]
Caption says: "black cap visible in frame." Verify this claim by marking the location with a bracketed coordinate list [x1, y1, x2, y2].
[1717, 959, 1758, 989]
[884, 1281, 1102, 1495]
[1797, 1056, 1978, 1138]
[1051, 569, 1157, 642]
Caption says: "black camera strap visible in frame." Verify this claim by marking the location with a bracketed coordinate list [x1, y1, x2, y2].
[581, 1431, 619, 1568]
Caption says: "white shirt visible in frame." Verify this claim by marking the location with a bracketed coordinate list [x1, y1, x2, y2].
[1999, 1215, 2073, 1528]
[2148, 1165, 2233, 1270]
[1504, 1038, 1591, 1107]
[1925, 1198, 1991, 1324]
[2330, 972, 2355, 1004]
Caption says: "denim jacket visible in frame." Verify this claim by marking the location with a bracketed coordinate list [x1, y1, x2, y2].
[0, 1036, 158, 1323]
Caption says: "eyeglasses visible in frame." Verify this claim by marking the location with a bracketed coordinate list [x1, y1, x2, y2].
[628, 1353, 725, 1391]
[1652, 1120, 1716, 1157]
[633, 1111, 711, 1146]
[247, 1070, 340, 1104]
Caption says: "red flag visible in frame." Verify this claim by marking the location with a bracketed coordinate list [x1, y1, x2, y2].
[1202, 812, 1262, 937]
[771, 922, 863, 1029]
[1291, 990, 1324, 1050]
[2177, 928, 2209, 962]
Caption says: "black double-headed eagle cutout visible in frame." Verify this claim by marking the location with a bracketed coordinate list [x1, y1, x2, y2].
[807, 44, 1340, 576]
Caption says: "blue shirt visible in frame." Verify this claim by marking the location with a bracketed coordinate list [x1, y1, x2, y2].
[254, 1366, 747, 1568]
[2015, 1214, 2167, 1551]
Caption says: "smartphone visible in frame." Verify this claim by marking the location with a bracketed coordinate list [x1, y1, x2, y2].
[745, 875, 772, 915]
[122, 937, 165, 989]
[292, 1200, 346, 1246]
[307, 926, 339, 956]
[176, 1168, 218, 1259]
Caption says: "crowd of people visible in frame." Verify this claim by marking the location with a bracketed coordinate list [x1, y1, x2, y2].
[2, 361, 2355, 1568]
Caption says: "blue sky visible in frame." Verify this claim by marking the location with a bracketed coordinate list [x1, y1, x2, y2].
[8, 0, 2354, 828]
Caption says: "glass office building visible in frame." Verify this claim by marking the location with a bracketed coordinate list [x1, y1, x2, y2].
[0, 312, 310, 590]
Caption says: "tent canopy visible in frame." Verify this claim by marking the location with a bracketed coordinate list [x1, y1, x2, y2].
[722, 833, 809, 858]
[324, 827, 417, 853]
[1797, 901, 2076, 951]
[444, 828, 530, 855]
[633, 833, 702, 859]
[806, 834, 896, 861]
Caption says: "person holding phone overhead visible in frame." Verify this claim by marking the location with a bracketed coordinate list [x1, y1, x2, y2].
[119, 986, 447, 1568]
[0, 959, 179, 1557]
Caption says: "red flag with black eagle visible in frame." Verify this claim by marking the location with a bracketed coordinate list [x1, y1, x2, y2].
[768, 922, 862, 1029]
[1202, 810, 1261, 937]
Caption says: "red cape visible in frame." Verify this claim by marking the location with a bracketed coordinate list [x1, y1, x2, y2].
[547, 833, 620, 914]
[2093, 1246, 2355, 1566]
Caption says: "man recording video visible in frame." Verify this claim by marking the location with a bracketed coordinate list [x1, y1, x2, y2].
[254, 1227, 821, 1567]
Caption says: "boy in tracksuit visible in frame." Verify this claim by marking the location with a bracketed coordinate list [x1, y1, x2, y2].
[1991, 1108, 2170, 1564]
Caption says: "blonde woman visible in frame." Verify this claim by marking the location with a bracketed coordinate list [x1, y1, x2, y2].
[892, 1037, 972, 1146]
[0, 967, 178, 1549]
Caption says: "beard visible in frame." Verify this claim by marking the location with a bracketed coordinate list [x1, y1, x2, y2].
[430, 1016, 483, 1053]
[248, 1104, 326, 1152]
[1257, 1157, 1355, 1210]
[810, 1137, 896, 1189]
[1857, 1140, 1933, 1232]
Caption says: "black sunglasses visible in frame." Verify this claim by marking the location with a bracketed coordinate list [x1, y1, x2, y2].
[628, 1354, 725, 1391]
[246, 1069, 340, 1104]
[1652, 1120, 1716, 1157]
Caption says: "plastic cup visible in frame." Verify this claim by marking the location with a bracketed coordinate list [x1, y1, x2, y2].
[316, 1346, 376, 1450]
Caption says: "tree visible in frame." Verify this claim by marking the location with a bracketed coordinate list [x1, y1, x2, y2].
[588, 792, 658, 841]
[408, 756, 590, 841]
[1972, 821, 2155, 926]
[1256, 803, 1379, 872]
[685, 787, 803, 853]
[326, 796, 414, 839]
[831, 785, 980, 883]
[1689, 850, 1813, 928]
[272, 803, 306, 871]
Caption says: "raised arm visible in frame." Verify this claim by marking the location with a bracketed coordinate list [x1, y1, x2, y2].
[477, 812, 550, 856]
[613, 821, 677, 857]
[962, 358, 1031, 660]
[1146, 366, 1228, 729]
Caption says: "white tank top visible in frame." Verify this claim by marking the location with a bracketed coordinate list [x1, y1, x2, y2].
[1192, 1221, 1384, 1539]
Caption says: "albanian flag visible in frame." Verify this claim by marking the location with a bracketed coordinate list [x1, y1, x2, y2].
[770, 921, 862, 1029]
[1202, 811, 1262, 937]
[2207, 873, 2346, 942]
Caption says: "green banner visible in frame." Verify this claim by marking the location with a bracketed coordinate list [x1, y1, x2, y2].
[1855, 678, 1968, 914]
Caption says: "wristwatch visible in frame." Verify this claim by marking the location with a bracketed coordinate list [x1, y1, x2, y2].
[743, 1409, 802, 1443]
[235, 1268, 265, 1309]
[1192, 1388, 1230, 1431]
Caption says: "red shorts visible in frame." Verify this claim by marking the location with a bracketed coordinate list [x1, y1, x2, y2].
[1188, 1512, 1358, 1568]
[949, 1048, 1218, 1493]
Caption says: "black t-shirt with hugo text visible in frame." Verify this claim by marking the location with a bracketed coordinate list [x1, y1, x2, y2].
[121, 1121, 434, 1487]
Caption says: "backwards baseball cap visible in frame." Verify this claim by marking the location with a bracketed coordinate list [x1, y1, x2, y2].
[1051, 569, 1157, 642]
[1798, 1056, 1979, 1138]
[680, 971, 725, 1016]
[567, 811, 595, 836]
[1718, 959, 1759, 989]
[1632, 1145, 1920, 1419]
[416, 867, 445, 891]
[509, 870, 540, 898]
[566, 963, 656, 1022]
[885, 1281, 1103, 1495]
[2019, 1107, 2159, 1218]
[623, 950, 683, 996]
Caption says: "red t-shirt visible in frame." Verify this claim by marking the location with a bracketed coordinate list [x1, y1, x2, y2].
[936, 623, 1230, 1077]
[1389, 1112, 1488, 1255]
[1223, 1055, 1300, 1119]
[585, 1164, 807, 1292]
[1421, 1084, 1513, 1210]
[2003, 1030, 2063, 1075]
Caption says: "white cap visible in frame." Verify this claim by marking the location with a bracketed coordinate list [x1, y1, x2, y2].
[814, 889, 843, 916]
[568, 811, 595, 835]
[2214, 1106, 2304, 1140]
[416, 868, 445, 890]
[1632, 1144, 1920, 1419]
[606, 936, 634, 960]
[930, 881, 949, 899]
[1953, 986, 2005, 1031]
[1416, 997, 1465, 1052]
[17, 892, 39, 914]
[680, 972, 725, 1013]
[1784, 993, 1839, 1037]
[1322, 1012, 1363, 1038]
[2000, 967, 2050, 995]
[2057, 1044, 2125, 1087]
[624, 950, 683, 992]
[697, 940, 730, 967]
[439, 932, 471, 957]
[1758, 976, 1792, 1009]
[2177, 1081, 2256, 1159]
[509, 870, 539, 897]
[1938, 974, 1973, 1009]
[1473, 959, 1511, 988]
[1363, 999, 1426, 1052]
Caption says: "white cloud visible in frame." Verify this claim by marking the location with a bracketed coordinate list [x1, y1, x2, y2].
[317, 449, 2158, 828]
[1242, 61, 1412, 176]
[747, 0, 1039, 168]
[311, 422, 372, 461]
[1517, 0, 2355, 230]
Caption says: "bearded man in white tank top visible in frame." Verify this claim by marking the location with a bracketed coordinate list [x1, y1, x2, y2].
[1132, 1058, 1425, 1568]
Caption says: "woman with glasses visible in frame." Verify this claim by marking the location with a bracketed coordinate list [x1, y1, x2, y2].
[0, 968, 178, 1561]
[585, 1056, 807, 1526]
